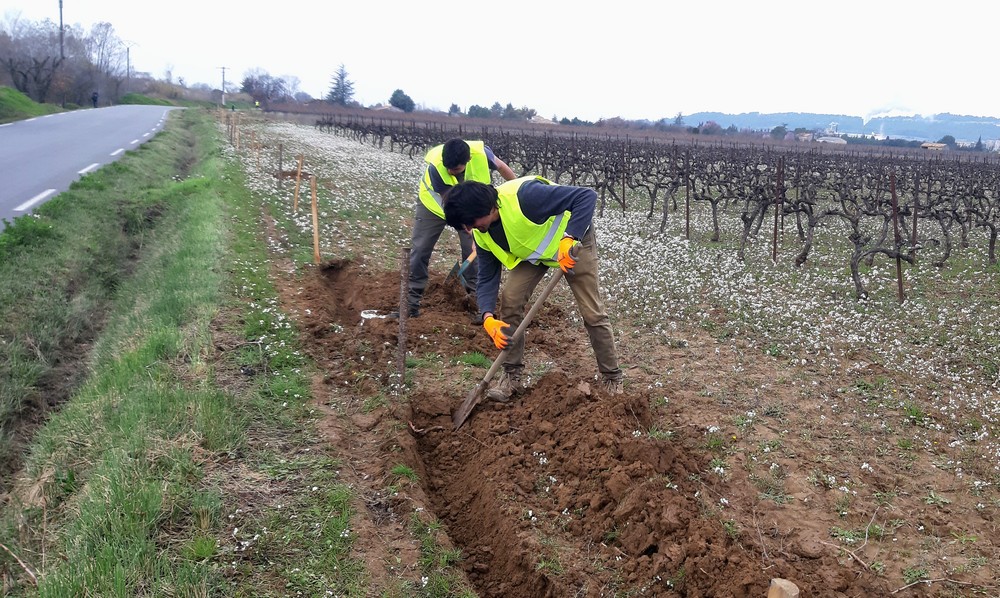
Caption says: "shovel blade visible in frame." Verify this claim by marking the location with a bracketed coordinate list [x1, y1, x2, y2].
[446, 250, 476, 289]
[443, 260, 461, 285]
[452, 381, 487, 430]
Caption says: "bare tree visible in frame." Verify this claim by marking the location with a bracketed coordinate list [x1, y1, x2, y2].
[1, 16, 65, 102]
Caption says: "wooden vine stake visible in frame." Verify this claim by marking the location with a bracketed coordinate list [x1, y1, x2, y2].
[310, 175, 321, 264]
[234, 113, 242, 150]
[293, 154, 304, 212]
[684, 152, 691, 240]
[276, 143, 283, 190]
[397, 247, 411, 387]
[890, 172, 905, 304]
[772, 156, 784, 262]
[252, 131, 260, 169]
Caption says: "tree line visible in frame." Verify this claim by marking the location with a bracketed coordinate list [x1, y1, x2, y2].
[1, 12, 138, 106]
[4, 12, 993, 142]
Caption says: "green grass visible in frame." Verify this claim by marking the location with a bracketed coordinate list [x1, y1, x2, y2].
[0, 107, 238, 596]
[406, 513, 473, 597]
[0, 108, 372, 596]
[453, 351, 491, 368]
[0, 86, 65, 123]
[119, 92, 173, 106]
[0, 110, 207, 471]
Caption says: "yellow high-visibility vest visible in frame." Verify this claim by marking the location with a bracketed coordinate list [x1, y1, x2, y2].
[419, 141, 491, 218]
[473, 176, 569, 269]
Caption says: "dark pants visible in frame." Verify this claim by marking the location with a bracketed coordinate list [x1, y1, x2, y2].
[407, 201, 477, 309]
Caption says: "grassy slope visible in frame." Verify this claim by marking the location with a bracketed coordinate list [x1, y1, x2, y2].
[0, 87, 64, 123]
[0, 99, 379, 595]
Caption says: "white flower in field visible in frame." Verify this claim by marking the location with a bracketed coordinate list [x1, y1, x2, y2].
[861, 462, 873, 473]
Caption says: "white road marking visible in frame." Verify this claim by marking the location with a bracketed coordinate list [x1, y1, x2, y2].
[15, 189, 56, 211]
[79, 163, 100, 174]
[111, 148, 125, 156]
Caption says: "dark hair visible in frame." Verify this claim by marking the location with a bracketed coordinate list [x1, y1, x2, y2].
[441, 138, 471, 169]
[443, 181, 497, 230]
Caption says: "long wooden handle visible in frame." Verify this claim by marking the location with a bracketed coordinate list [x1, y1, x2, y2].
[452, 267, 567, 430]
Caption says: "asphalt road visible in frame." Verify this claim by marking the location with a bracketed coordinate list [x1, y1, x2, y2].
[0, 105, 179, 225]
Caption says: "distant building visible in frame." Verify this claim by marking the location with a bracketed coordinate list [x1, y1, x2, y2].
[920, 142, 947, 151]
[817, 136, 847, 145]
[530, 115, 556, 125]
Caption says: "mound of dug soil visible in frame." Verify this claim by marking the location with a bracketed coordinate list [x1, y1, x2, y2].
[276, 258, 892, 597]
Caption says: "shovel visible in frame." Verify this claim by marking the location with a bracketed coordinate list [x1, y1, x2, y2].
[444, 245, 477, 290]
[452, 262, 572, 430]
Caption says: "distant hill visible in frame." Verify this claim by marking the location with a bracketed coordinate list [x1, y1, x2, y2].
[684, 111, 1000, 144]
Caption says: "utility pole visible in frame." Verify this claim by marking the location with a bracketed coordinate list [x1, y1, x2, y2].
[58, 0, 64, 59]
[122, 41, 137, 96]
[125, 45, 131, 93]
[59, 0, 65, 107]
[219, 66, 228, 107]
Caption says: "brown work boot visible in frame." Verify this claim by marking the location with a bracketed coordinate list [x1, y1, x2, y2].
[487, 367, 524, 403]
[601, 373, 624, 395]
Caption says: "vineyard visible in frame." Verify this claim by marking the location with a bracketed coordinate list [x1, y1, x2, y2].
[228, 111, 999, 596]
[320, 112, 1000, 292]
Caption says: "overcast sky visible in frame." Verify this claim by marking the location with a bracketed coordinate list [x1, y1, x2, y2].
[5, 1, 998, 122]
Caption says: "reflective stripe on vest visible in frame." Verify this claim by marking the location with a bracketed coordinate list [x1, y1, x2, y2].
[473, 176, 569, 270]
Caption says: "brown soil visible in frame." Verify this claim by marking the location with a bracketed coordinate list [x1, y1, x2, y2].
[266, 255, 990, 597]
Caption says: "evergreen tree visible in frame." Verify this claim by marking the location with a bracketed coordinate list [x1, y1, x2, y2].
[326, 64, 354, 105]
[468, 104, 491, 118]
[388, 89, 415, 112]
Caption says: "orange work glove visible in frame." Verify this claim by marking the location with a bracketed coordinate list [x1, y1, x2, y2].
[483, 315, 510, 349]
[557, 236, 578, 273]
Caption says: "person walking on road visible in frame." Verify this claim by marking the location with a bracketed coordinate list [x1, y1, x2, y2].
[393, 138, 516, 318]
[442, 176, 624, 400]
[91, 91, 99, 108]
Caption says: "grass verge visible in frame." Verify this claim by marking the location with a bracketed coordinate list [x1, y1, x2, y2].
[0, 108, 370, 596]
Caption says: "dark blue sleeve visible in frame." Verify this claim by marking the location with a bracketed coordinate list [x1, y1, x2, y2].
[427, 164, 450, 194]
[475, 240, 502, 318]
[516, 180, 596, 240]
[483, 146, 499, 171]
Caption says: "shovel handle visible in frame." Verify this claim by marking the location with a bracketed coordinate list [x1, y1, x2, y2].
[456, 248, 477, 275]
[452, 267, 568, 430]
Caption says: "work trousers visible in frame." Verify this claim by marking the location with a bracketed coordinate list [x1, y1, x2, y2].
[497, 227, 621, 378]
[407, 201, 477, 309]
